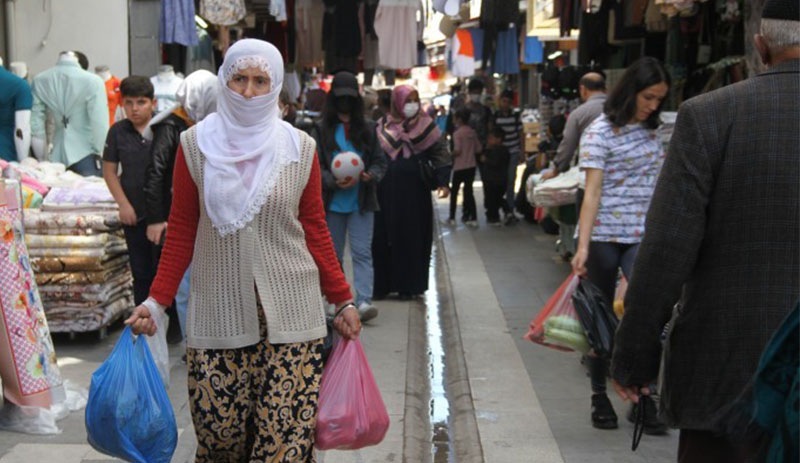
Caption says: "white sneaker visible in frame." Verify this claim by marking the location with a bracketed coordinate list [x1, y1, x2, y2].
[465, 220, 478, 228]
[357, 302, 378, 322]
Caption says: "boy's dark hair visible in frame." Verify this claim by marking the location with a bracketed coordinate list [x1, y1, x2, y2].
[467, 78, 485, 93]
[455, 108, 471, 124]
[489, 126, 506, 140]
[120, 76, 155, 99]
[604, 56, 670, 130]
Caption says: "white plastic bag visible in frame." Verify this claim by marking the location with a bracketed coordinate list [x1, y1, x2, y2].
[533, 167, 582, 207]
[145, 309, 170, 389]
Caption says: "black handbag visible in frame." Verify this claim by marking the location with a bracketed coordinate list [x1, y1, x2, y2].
[571, 278, 619, 359]
[416, 155, 437, 191]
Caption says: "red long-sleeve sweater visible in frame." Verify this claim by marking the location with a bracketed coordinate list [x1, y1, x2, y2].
[148, 145, 352, 307]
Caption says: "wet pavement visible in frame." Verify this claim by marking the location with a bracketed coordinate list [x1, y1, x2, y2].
[0, 182, 680, 462]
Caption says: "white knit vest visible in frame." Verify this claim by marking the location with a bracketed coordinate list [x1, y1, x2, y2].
[180, 126, 327, 349]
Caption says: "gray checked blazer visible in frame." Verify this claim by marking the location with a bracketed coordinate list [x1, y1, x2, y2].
[611, 59, 800, 430]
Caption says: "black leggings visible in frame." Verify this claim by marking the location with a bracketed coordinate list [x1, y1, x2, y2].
[585, 241, 639, 394]
[449, 167, 477, 221]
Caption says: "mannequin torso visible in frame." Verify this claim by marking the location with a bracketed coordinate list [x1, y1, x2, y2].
[150, 66, 184, 113]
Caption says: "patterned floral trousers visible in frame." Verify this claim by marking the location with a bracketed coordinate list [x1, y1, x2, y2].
[186, 310, 325, 462]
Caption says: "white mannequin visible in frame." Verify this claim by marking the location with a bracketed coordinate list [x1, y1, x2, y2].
[0, 56, 32, 161]
[31, 52, 79, 159]
[150, 65, 184, 113]
[95, 65, 112, 82]
[10, 62, 28, 79]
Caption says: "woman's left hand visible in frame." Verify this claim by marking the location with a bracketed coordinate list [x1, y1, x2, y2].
[437, 186, 450, 199]
[333, 306, 361, 340]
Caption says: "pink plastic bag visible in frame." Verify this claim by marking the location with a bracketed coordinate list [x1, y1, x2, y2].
[315, 337, 390, 450]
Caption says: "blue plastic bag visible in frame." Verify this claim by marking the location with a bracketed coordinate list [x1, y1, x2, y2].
[85, 327, 177, 463]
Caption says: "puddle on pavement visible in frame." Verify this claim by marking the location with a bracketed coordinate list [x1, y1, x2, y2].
[424, 243, 454, 463]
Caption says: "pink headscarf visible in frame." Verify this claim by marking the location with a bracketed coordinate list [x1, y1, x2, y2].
[377, 85, 442, 160]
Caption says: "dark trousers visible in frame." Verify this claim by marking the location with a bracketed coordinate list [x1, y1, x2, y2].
[123, 222, 158, 306]
[449, 167, 477, 221]
[483, 182, 506, 222]
[585, 241, 639, 393]
[68, 154, 101, 177]
[678, 430, 747, 463]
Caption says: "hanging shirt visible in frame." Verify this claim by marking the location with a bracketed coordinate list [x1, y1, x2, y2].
[151, 73, 184, 113]
[0, 67, 32, 162]
[374, 0, 418, 69]
[451, 29, 476, 78]
[328, 123, 361, 214]
[31, 61, 109, 167]
[103, 76, 122, 127]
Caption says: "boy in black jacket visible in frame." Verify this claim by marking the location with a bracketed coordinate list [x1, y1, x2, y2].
[480, 127, 510, 226]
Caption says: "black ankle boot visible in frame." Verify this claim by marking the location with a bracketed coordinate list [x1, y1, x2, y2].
[627, 395, 668, 435]
[591, 393, 618, 429]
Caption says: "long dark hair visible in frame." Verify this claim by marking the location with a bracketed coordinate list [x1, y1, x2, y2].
[604, 57, 670, 130]
[321, 91, 369, 153]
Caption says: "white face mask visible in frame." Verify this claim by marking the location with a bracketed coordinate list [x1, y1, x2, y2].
[468, 94, 481, 103]
[403, 102, 420, 119]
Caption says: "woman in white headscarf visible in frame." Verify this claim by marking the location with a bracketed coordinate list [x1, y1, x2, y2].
[126, 39, 361, 461]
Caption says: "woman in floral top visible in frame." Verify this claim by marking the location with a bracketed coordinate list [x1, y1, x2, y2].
[571, 57, 670, 433]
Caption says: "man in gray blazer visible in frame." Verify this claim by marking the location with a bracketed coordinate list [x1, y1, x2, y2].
[610, 0, 799, 461]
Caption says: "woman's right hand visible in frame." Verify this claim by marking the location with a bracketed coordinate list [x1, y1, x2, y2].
[333, 306, 361, 340]
[124, 305, 158, 336]
[571, 248, 589, 277]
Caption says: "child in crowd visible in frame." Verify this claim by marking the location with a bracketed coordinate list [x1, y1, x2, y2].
[448, 108, 480, 227]
[480, 126, 511, 226]
[102, 76, 157, 306]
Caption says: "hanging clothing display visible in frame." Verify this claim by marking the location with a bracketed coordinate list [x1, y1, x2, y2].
[451, 29, 476, 78]
[523, 36, 544, 64]
[323, 0, 362, 73]
[578, 0, 612, 66]
[295, 0, 325, 68]
[479, 0, 520, 70]
[160, 0, 199, 46]
[374, 0, 419, 70]
[490, 25, 520, 75]
[199, 0, 246, 26]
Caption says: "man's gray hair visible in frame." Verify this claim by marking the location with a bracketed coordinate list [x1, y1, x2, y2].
[761, 18, 800, 50]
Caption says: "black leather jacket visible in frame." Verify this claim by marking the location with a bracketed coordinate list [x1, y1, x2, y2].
[145, 114, 189, 225]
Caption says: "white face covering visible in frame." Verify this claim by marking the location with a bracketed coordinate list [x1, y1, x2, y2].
[468, 94, 481, 103]
[403, 102, 420, 119]
[195, 39, 300, 236]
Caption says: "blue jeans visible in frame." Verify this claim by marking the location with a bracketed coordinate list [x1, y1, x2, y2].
[175, 267, 191, 338]
[326, 210, 374, 306]
[505, 150, 520, 211]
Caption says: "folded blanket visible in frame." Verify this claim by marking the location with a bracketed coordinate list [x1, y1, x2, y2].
[41, 184, 117, 212]
[34, 266, 129, 286]
[45, 296, 133, 333]
[25, 233, 125, 249]
[24, 210, 122, 233]
[28, 243, 127, 258]
[39, 275, 133, 303]
[31, 254, 128, 272]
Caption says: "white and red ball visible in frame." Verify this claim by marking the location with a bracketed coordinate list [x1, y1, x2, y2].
[331, 151, 364, 182]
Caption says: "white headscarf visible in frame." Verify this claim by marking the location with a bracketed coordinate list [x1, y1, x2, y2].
[177, 69, 218, 122]
[196, 39, 300, 235]
[143, 70, 219, 141]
